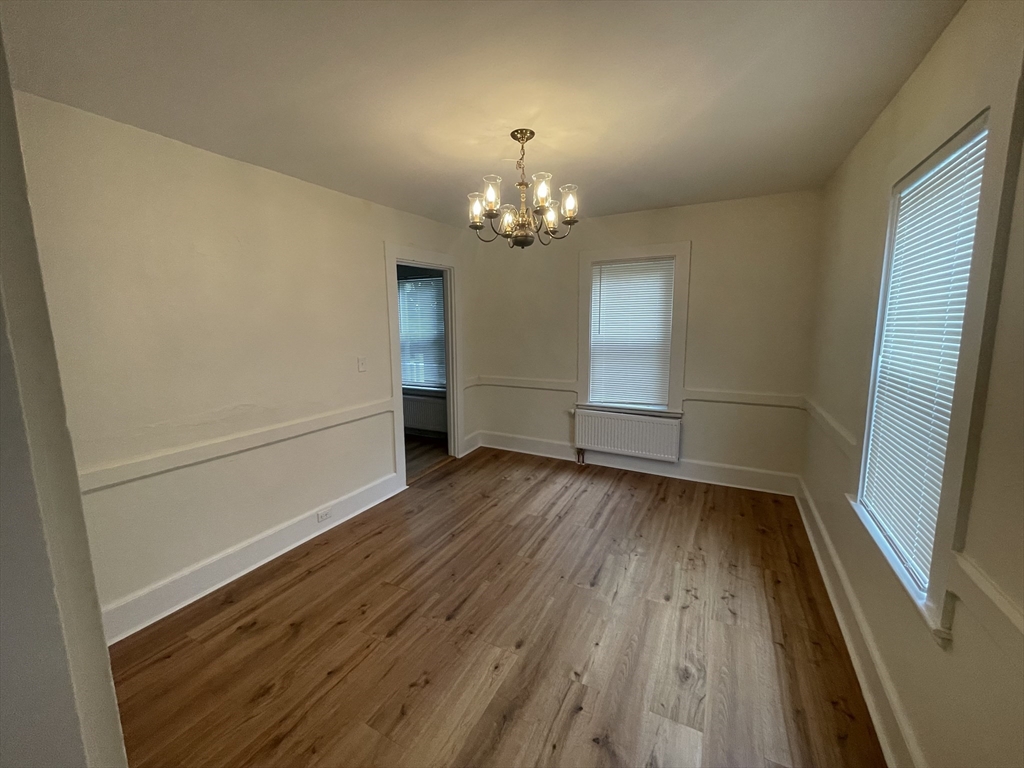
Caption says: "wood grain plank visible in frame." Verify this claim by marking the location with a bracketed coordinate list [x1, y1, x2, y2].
[109, 448, 885, 768]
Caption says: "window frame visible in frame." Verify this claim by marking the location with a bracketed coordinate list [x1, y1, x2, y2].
[578, 242, 691, 413]
[397, 275, 446, 391]
[852, 111, 997, 642]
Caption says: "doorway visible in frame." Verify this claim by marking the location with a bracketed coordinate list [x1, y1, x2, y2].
[395, 263, 453, 481]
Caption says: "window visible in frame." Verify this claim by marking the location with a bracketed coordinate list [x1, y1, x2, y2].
[589, 257, 675, 407]
[398, 276, 445, 389]
[859, 122, 988, 597]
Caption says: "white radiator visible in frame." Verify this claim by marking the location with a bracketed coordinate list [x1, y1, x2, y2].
[403, 392, 447, 434]
[574, 407, 681, 462]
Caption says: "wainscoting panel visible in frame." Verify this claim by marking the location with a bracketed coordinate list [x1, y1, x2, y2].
[101, 472, 405, 644]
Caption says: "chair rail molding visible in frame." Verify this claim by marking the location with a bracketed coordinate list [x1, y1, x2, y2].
[464, 375, 807, 410]
[78, 398, 396, 493]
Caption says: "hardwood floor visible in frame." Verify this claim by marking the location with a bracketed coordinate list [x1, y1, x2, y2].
[404, 433, 452, 482]
[110, 448, 886, 768]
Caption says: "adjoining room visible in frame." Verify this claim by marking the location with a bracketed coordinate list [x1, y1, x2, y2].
[397, 263, 453, 481]
[1, 2, 1021, 767]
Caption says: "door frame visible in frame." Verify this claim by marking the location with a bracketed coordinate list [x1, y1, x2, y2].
[385, 243, 461, 485]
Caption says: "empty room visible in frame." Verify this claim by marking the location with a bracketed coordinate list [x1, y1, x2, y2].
[1, 2, 1022, 767]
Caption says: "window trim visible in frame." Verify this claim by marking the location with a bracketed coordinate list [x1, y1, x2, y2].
[577, 242, 691, 414]
[856, 111, 996, 642]
[397, 274, 446, 390]
[385, 243, 461, 478]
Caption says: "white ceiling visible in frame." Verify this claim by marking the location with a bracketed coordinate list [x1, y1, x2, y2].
[1, 0, 962, 226]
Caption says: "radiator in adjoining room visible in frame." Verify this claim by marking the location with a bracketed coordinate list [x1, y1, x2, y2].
[574, 407, 681, 462]
[403, 392, 447, 434]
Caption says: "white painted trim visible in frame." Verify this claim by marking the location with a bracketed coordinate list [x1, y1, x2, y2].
[846, 493, 952, 645]
[578, 242, 692, 409]
[575, 402, 684, 419]
[467, 431, 576, 462]
[464, 375, 580, 394]
[805, 397, 860, 459]
[682, 388, 805, 409]
[387, 243, 465, 459]
[855, 111, 1015, 639]
[948, 553, 1024, 669]
[460, 429, 482, 457]
[794, 479, 923, 768]
[385, 244, 409, 484]
[807, 399, 1024, 648]
[589, 452, 801, 496]
[464, 375, 807, 411]
[101, 472, 405, 645]
[79, 398, 395, 493]
[465, 430, 801, 496]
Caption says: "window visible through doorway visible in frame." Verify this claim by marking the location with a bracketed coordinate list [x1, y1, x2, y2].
[398, 276, 445, 390]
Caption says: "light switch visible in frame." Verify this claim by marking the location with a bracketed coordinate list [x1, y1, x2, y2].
[357, 356, 367, 373]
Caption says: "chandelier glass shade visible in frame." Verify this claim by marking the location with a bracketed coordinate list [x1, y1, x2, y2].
[468, 129, 578, 248]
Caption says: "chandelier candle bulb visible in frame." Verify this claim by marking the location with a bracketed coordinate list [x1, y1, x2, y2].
[560, 184, 579, 221]
[468, 193, 485, 227]
[545, 200, 560, 232]
[482, 175, 501, 214]
[532, 172, 553, 209]
[467, 129, 578, 248]
[498, 204, 517, 237]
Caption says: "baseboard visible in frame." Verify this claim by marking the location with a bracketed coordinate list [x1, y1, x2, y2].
[459, 429, 483, 457]
[589, 451, 802, 496]
[470, 431, 576, 462]
[101, 472, 406, 645]
[794, 478, 922, 768]
[467, 430, 801, 496]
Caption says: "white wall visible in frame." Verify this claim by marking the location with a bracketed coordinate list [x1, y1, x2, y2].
[0, 40, 125, 767]
[13, 92, 477, 637]
[11, 10, 1024, 768]
[462, 190, 821, 489]
[801, 2, 1024, 766]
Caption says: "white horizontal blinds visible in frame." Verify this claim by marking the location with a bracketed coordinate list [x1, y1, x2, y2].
[590, 257, 674, 407]
[398, 277, 446, 388]
[862, 128, 988, 591]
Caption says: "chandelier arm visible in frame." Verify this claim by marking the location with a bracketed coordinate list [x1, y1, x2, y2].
[475, 227, 500, 243]
[536, 227, 551, 246]
[546, 222, 575, 241]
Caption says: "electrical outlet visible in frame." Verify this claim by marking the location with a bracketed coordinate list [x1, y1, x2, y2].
[316, 509, 333, 524]
[357, 356, 367, 373]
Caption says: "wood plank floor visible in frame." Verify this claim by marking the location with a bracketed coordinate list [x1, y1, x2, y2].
[404, 433, 451, 482]
[110, 448, 886, 768]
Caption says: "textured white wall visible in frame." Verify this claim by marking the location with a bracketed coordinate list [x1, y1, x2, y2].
[13, 93, 476, 607]
[12, 10, 1023, 767]
[462, 190, 822, 476]
[803, 2, 1023, 765]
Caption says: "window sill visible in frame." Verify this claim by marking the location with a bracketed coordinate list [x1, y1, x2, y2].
[402, 386, 446, 398]
[845, 494, 952, 646]
[576, 402, 683, 418]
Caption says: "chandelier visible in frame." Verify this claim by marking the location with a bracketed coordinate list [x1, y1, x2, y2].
[467, 129, 579, 248]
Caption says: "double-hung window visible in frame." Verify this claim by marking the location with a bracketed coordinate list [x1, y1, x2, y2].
[857, 118, 988, 622]
[589, 257, 675, 408]
[398, 276, 446, 390]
